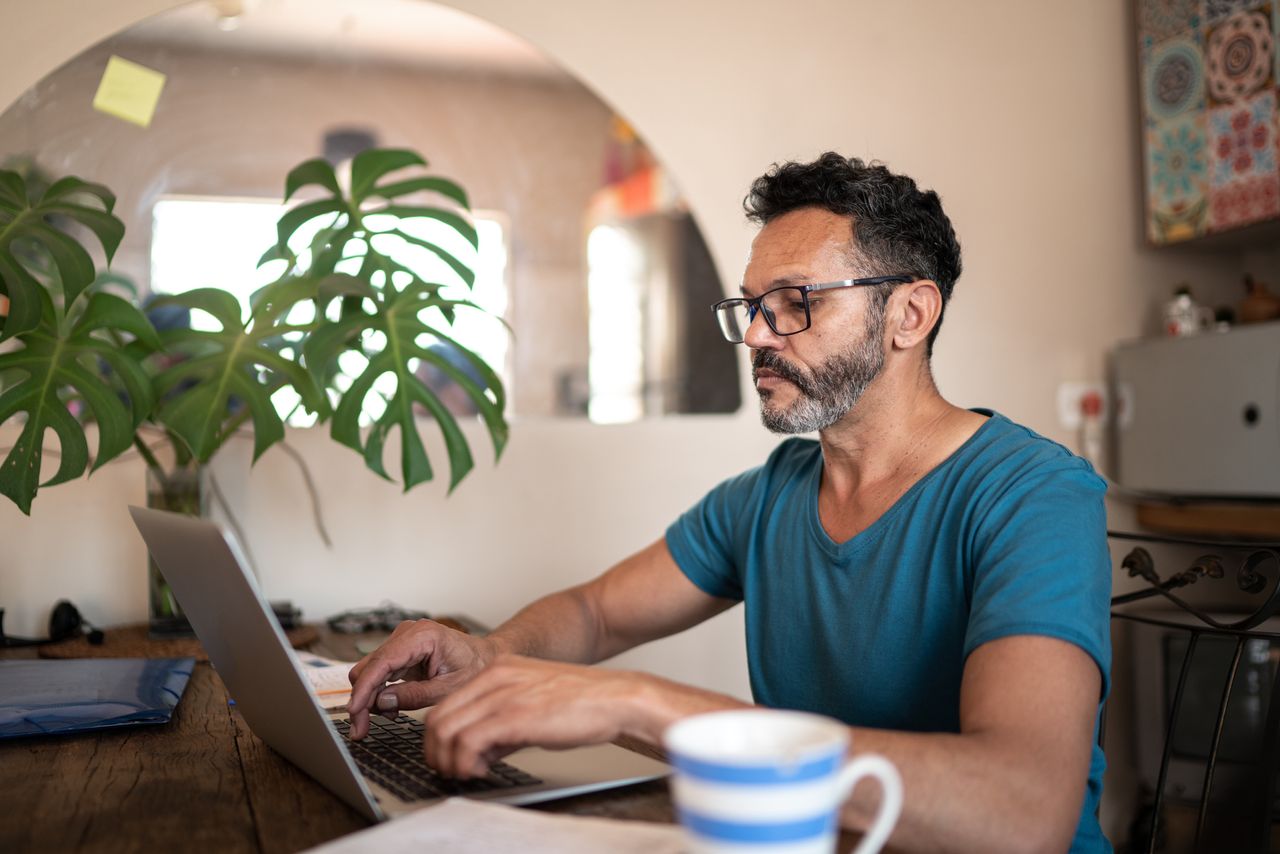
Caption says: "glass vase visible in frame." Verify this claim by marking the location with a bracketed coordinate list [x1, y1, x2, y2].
[145, 457, 206, 637]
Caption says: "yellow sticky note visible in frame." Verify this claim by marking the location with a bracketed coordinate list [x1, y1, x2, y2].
[93, 56, 166, 128]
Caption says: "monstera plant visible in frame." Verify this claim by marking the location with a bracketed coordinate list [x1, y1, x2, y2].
[0, 148, 508, 521]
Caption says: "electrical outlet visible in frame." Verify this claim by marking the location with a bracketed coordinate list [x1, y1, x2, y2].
[1057, 382, 1109, 430]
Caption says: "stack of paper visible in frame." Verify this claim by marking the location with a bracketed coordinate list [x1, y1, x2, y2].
[297, 654, 357, 710]
[305, 798, 685, 853]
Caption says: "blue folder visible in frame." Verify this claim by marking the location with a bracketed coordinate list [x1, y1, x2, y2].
[0, 657, 195, 739]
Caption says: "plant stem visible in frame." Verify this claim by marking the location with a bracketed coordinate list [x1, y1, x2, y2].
[133, 433, 170, 494]
[168, 428, 194, 467]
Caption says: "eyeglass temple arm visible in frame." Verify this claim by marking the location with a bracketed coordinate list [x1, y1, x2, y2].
[806, 276, 913, 293]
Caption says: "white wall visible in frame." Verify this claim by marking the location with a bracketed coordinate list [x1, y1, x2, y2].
[1, 0, 1268, 842]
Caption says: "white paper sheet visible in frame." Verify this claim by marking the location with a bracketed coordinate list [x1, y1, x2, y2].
[297, 654, 357, 710]
[303, 797, 686, 853]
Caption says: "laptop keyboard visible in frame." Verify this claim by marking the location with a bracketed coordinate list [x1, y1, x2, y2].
[332, 714, 543, 802]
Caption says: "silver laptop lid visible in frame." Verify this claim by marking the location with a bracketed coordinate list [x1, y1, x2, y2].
[128, 505, 384, 821]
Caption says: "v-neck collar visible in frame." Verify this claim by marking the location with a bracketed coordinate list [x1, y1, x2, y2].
[804, 409, 998, 556]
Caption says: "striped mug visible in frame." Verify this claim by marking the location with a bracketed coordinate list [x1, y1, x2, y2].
[664, 709, 902, 854]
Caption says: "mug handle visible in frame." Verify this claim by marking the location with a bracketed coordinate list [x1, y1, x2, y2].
[836, 754, 903, 854]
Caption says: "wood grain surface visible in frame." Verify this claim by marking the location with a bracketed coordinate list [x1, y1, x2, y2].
[37, 623, 319, 661]
[1136, 500, 1280, 541]
[229, 702, 369, 853]
[1, 664, 258, 852]
[1, 628, 876, 853]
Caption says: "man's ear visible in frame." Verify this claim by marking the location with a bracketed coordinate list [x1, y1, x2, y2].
[890, 280, 943, 351]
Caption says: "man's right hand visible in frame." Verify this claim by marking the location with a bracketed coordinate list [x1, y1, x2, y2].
[346, 619, 500, 740]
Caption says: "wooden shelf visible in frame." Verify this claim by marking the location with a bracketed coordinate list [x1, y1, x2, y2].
[1136, 501, 1280, 541]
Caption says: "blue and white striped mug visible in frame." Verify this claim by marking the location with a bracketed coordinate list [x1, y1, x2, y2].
[664, 709, 903, 854]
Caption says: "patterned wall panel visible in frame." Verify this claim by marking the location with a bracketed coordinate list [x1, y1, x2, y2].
[1139, 0, 1280, 243]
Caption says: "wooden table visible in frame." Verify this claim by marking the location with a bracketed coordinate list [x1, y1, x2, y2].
[0, 627, 868, 852]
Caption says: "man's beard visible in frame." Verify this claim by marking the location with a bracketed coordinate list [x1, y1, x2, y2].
[752, 308, 886, 434]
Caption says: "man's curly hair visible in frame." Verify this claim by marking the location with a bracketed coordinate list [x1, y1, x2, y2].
[744, 152, 962, 354]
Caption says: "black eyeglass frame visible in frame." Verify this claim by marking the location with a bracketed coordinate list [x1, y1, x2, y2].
[711, 275, 915, 343]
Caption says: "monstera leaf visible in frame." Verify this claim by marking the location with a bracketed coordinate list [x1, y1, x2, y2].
[0, 289, 159, 514]
[272, 148, 507, 492]
[149, 288, 327, 463]
[304, 280, 508, 492]
[0, 169, 124, 341]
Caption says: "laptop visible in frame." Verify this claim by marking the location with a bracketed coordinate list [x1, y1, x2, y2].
[128, 505, 669, 821]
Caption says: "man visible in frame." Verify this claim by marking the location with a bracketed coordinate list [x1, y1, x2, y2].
[348, 153, 1112, 853]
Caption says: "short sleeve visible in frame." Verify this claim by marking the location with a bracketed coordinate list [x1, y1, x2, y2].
[963, 459, 1112, 698]
[665, 469, 759, 601]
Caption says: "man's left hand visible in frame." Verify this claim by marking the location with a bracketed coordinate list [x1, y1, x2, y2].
[422, 655, 658, 778]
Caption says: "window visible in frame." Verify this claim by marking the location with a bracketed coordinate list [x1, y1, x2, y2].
[586, 223, 647, 424]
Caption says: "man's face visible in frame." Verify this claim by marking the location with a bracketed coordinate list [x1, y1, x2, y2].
[741, 207, 887, 434]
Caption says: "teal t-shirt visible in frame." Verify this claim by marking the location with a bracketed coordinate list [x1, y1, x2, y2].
[665, 411, 1112, 853]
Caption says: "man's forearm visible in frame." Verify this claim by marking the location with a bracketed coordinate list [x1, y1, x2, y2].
[837, 636, 1100, 854]
[484, 538, 729, 665]
[486, 585, 607, 664]
[621, 672, 750, 743]
[617, 678, 1081, 854]
[838, 728, 1083, 854]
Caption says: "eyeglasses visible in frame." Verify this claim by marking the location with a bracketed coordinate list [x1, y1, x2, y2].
[711, 275, 914, 344]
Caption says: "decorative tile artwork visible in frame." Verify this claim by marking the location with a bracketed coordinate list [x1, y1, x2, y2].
[1140, 0, 1280, 242]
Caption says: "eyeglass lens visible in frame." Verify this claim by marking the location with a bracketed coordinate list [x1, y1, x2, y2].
[714, 287, 810, 342]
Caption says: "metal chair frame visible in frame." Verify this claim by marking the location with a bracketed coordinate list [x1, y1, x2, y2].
[1110, 530, 1280, 854]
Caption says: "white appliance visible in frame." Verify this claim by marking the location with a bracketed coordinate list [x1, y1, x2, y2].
[1111, 323, 1280, 498]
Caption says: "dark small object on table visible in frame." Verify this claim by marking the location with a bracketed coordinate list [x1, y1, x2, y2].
[271, 600, 302, 629]
[327, 603, 432, 634]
